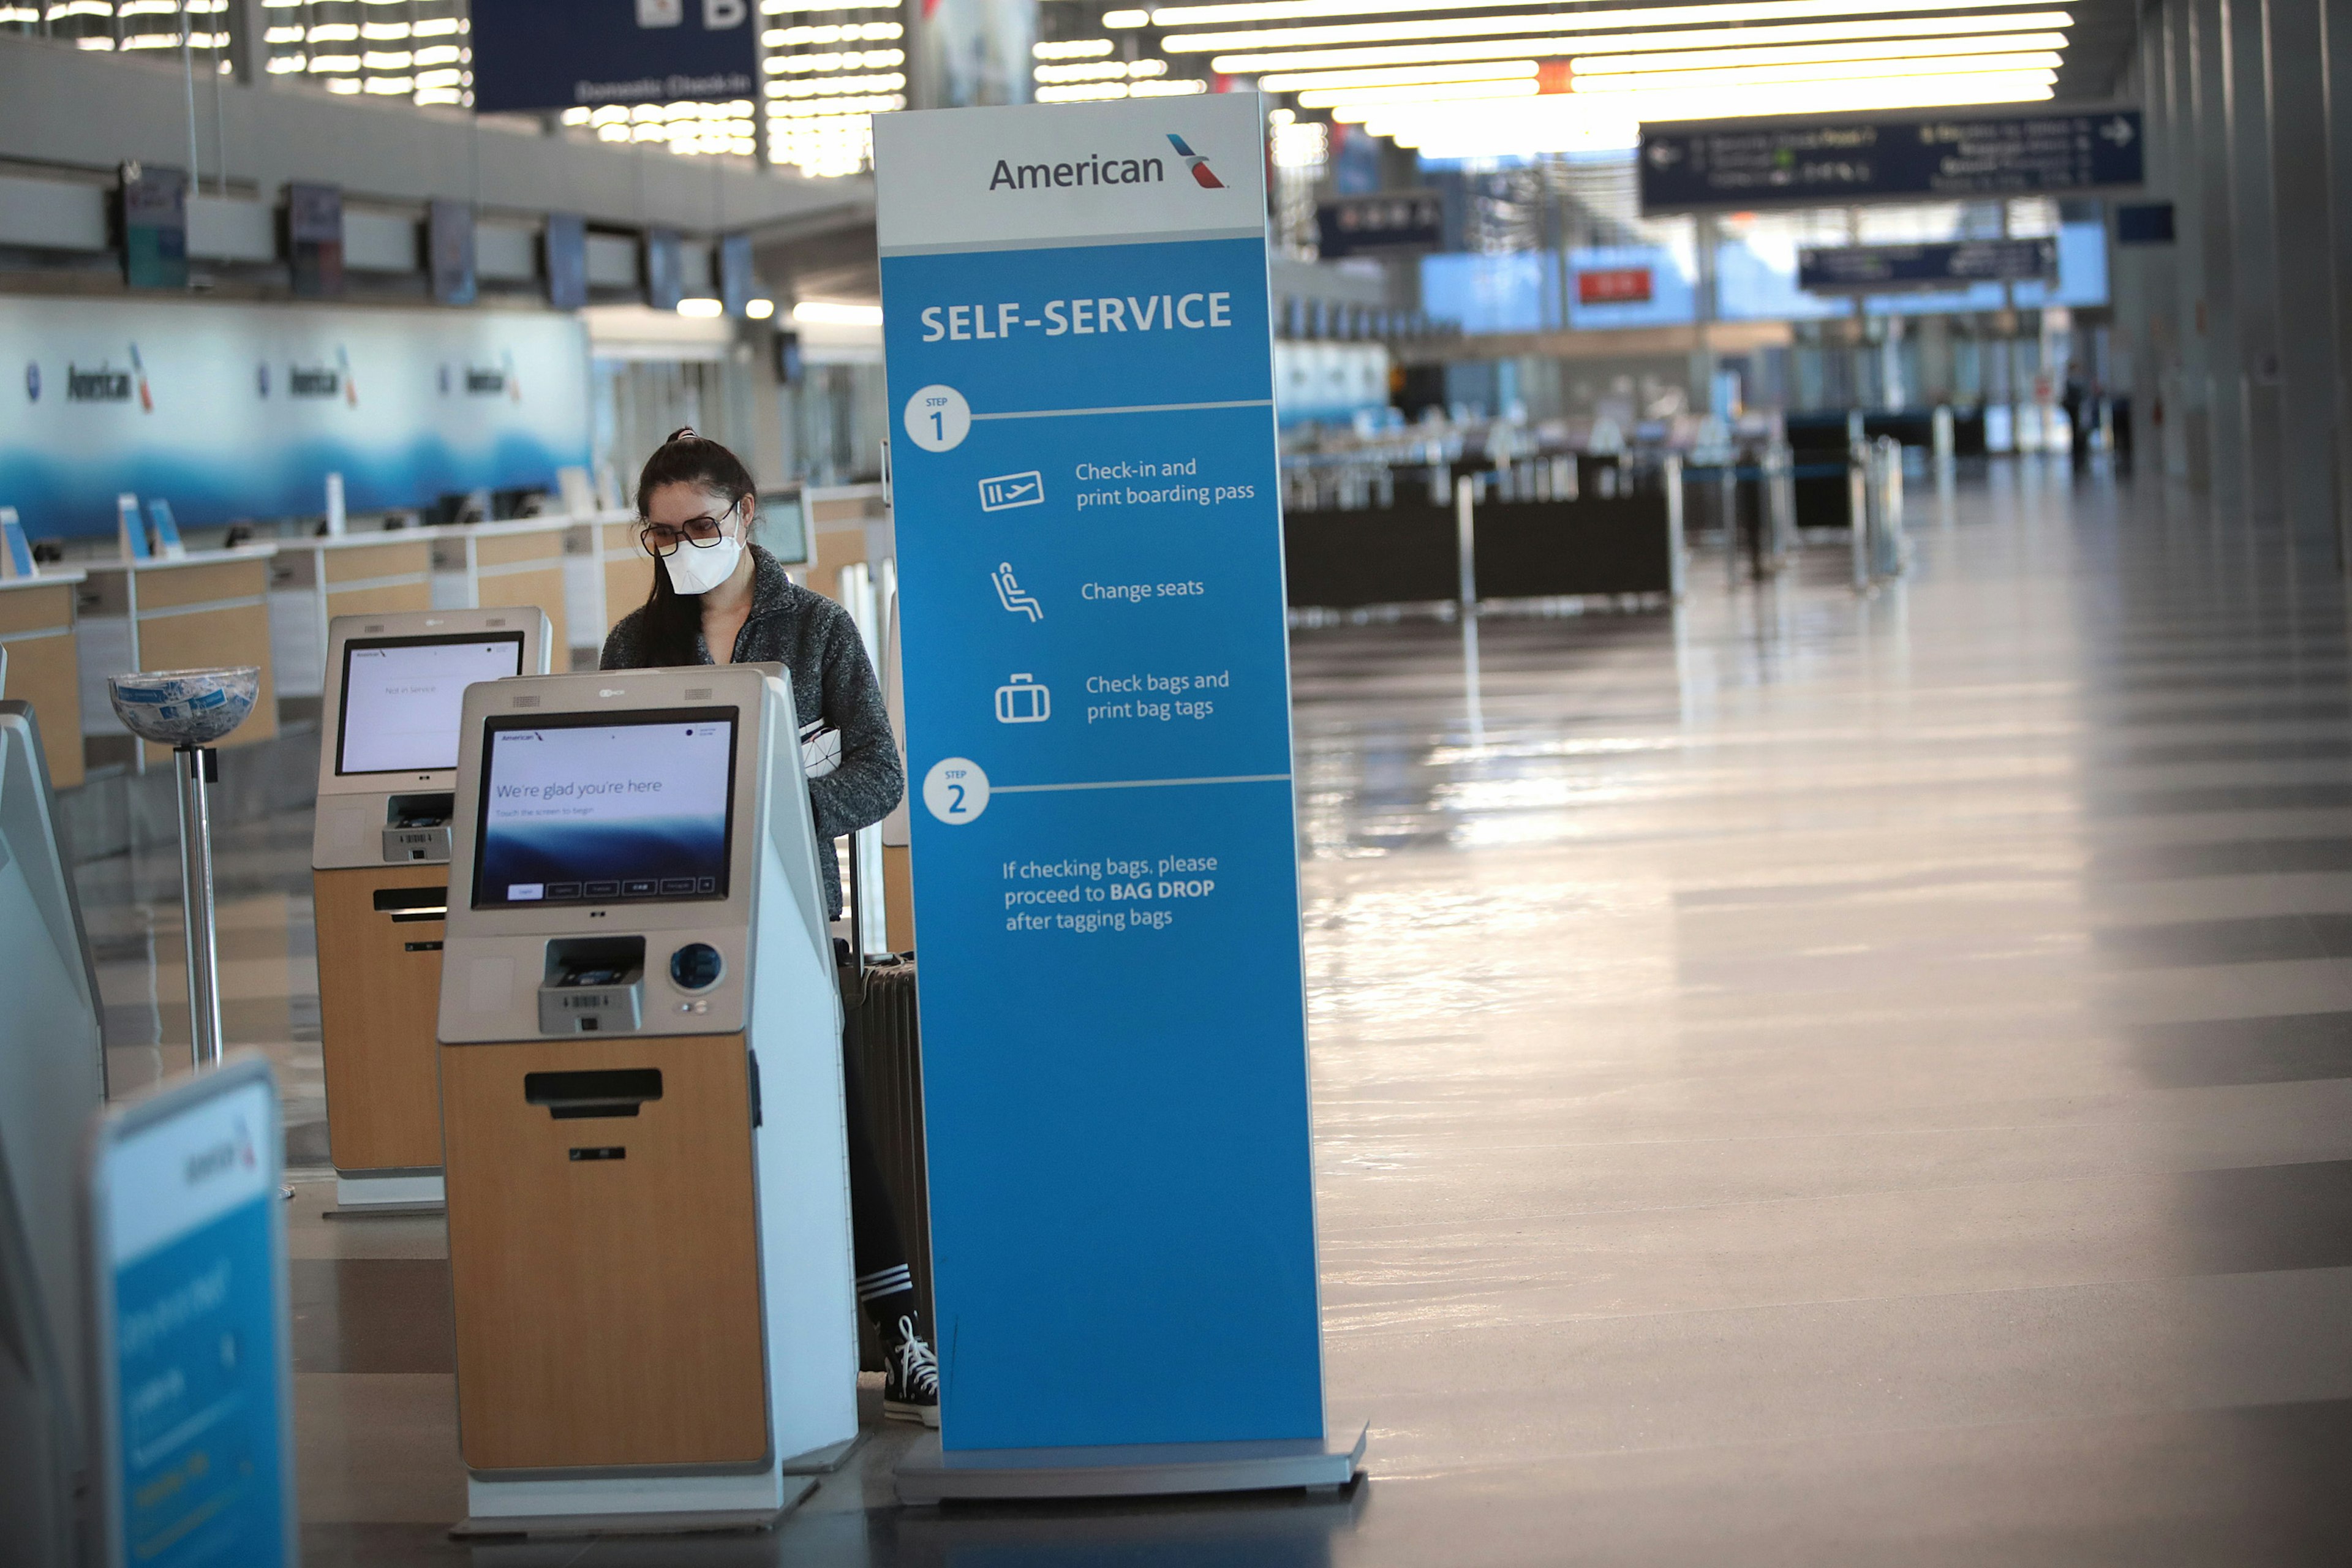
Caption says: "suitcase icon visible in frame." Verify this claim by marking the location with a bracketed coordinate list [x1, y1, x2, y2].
[994, 674, 1050, 724]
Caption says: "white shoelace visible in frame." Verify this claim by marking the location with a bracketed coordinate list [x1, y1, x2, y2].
[892, 1316, 938, 1396]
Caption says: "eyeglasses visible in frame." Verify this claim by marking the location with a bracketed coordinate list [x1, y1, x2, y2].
[639, 499, 739, 557]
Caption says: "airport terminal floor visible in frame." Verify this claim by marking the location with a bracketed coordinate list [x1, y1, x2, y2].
[83, 460, 2352, 1565]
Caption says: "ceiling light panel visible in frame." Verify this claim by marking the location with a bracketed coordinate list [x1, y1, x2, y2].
[1256, 59, 1539, 89]
[1169, 7, 2067, 53]
[1571, 31, 2066, 71]
[1206, 11, 2068, 72]
[1150, 0, 2062, 26]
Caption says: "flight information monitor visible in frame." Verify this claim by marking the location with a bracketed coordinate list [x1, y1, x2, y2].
[338, 633, 526, 775]
[472, 709, 737, 909]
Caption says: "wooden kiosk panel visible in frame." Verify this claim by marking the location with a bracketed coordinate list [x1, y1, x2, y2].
[314, 863, 448, 1174]
[477, 568, 568, 657]
[0, 579, 85, 790]
[440, 1032, 770, 1472]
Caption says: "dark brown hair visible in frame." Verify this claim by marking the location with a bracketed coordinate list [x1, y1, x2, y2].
[632, 427, 755, 666]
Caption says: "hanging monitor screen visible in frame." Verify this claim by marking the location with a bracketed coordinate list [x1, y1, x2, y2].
[337, 633, 526, 775]
[472, 710, 737, 909]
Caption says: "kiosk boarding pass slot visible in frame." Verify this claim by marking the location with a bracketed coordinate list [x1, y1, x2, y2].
[385, 791, 456, 864]
[540, 937, 646, 1035]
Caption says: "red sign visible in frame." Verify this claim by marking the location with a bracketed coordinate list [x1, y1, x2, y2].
[1536, 61, 1572, 94]
[1577, 267, 1652, 306]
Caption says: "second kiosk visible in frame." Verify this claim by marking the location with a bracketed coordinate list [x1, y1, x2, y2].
[312, 610, 548, 1210]
[434, 663, 859, 1532]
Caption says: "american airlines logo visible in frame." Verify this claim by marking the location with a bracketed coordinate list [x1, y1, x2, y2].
[986, 135, 1226, 194]
[1166, 134, 1224, 190]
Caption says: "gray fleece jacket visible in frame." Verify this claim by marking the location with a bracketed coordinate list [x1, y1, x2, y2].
[599, 543, 904, 919]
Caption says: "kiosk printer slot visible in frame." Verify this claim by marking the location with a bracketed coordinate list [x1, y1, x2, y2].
[312, 610, 548, 1211]
[434, 664, 857, 1532]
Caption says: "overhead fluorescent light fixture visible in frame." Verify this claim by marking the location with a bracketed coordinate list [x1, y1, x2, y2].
[677, 298, 726, 318]
[793, 300, 884, 326]
[1154, 0, 2053, 28]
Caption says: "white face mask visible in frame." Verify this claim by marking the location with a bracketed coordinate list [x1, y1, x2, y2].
[664, 530, 744, 595]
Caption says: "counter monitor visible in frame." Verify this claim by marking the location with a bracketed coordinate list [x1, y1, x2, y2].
[471, 710, 738, 910]
[338, 633, 527, 775]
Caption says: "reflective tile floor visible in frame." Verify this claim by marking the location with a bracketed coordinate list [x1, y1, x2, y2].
[79, 461, 2352, 1564]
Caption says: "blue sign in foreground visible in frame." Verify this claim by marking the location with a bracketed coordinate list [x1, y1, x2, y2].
[874, 96, 1325, 1454]
[90, 1057, 294, 1568]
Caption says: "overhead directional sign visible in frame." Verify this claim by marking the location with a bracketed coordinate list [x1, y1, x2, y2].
[1315, 191, 1444, 258]
[1798, 237, 2057, 294]
[1640, 110, 2143, 215]
[469, 0, 758, 114]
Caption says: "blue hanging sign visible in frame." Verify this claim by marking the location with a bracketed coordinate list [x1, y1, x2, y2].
[87, 1056, 295, 1568]
[469, 0, 758, 114]
[1640, 108, 2144, 214]
[874, 96, 1329, 1457]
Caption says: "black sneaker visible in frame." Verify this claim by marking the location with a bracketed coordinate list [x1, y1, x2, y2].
[883, 1314, 940, 1428]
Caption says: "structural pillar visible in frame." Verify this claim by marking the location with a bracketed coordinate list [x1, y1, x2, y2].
[2192, 0, 2246, 515]
[2226, 0, 2285, 520]
[2168, 0, 2213, 491]
[2264, 0, 2343, 546]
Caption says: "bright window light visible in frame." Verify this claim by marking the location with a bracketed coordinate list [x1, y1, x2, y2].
[746, 298, 777, 320]
[1299, 79, 1536, 107]
[793, 301, 884, 326]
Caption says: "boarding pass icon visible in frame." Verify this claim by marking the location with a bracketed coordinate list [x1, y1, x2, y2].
[979, 471, 1044, 511]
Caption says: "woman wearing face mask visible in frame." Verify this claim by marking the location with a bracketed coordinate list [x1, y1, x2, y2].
[601, 428, 938, 1427]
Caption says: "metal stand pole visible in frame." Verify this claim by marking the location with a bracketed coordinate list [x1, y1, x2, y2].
[175, 744, 224, 1072]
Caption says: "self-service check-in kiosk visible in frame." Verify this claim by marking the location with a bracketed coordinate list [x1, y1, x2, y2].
[311, 609, 548, 1210]
[434, 664, 858, 1533]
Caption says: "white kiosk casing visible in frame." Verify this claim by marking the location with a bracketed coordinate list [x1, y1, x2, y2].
[311, 609, 549, 1212]
[435, 665, 858, 1532]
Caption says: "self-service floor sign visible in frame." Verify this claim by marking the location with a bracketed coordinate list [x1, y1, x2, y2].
[875, 95, 1363, 1499]
[312, 609, 547, 1211]
[435, 665, 858, 1534]
[86, 1054, 298, 1568]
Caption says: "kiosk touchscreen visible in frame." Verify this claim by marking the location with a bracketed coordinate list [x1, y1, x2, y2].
[312, 609, 548, 1210]
[434, 665, 855, 1532]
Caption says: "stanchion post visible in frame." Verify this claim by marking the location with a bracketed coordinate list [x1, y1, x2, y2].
[174, 744, 224, 1072]
[1849, 439, 1871, 592]
[1454, 473, 1477, 613]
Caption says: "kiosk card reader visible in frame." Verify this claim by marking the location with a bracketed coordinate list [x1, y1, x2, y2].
[434, 665, 857, 1533]
[312, 609, 548, 1210]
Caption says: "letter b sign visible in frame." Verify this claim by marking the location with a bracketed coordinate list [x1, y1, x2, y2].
[704, 0, 747, 24]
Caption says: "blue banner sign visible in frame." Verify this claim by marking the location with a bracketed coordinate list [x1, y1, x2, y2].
[89, 1057, 295, 1568]
[1640, 109, 2144, 215]
[875, 96, 1325, 1453]
[470, 0, 758, 113]
[1798, 237, 2057, 294]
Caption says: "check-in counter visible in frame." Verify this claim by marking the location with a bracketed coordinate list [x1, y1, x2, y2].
[429, 519, 573, 658]
[78, 549, 279, 771]
[584, 510, 652, 654]
[269, 533, 439, 706]
[0, 572, 88, 789]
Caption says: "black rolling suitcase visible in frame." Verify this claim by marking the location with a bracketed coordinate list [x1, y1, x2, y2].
[839, 863, 932, 1372]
